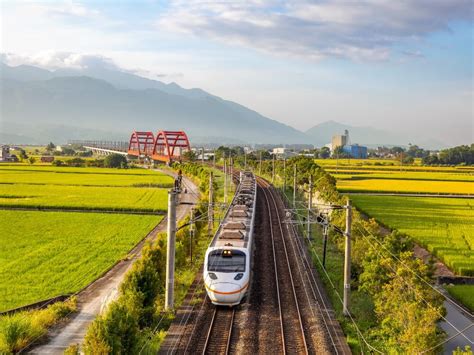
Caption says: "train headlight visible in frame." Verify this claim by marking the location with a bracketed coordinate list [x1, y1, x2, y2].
[208, 272, 218, 280]
[234, 273, 244, 280]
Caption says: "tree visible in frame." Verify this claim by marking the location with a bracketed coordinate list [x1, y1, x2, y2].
[332, 146, 351, 158]
[182, 150, 197, 161]
[28, 157, 36, 165]
[46, 142, 56, 151]
[319, 146, 330, 159]
[104, 154, 128, 168]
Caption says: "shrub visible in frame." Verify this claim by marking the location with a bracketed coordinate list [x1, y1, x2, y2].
[104, 154, 128, 168]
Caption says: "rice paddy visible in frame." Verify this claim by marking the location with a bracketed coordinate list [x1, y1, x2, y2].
[0, 165, 171, 311]
[351, 195, 474, 276]
[0, 210, 161, 311]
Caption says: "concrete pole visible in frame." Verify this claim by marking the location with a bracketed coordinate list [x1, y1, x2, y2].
[307, 175, 313, 239]
[283, 158, 286, 193]
[208, 171, 214, 236]
[259, 151, 262, 176]
[343, 198, 352, 316]
[189, 207, 194, 265]
[224, 159, 228, 204]
[165, 190, 177, 310]
[244, 150, 247, 170]
[272, 154, 275, 184]
[201, 147, 204, 165]
[293, 163, 297, 208]
[213, 150, 216, 168]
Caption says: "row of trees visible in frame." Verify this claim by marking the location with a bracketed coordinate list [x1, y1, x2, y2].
[422, 144, 474, 165]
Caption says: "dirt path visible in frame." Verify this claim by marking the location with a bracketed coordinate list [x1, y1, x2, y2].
[29, 171, 199, 354]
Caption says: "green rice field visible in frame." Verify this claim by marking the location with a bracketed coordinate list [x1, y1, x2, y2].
[0, 165, 172, 311]
[0, 210, 162, 311]
[351, 195, 474, 276]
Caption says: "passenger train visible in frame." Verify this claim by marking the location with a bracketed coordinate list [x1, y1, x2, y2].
[203, 171, 257, 306]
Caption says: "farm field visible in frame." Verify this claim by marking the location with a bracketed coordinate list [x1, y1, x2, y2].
[0, 183, 169, 212]
[337, 178, 473, 195]
[0, 167, 174, 187]
[330, 171, 474, 182]
[0, 210, 162, 311]
[0, 165, 173, 311]
[350, 195, 474, 276]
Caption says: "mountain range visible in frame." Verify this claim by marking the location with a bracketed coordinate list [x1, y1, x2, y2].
[0, 63, 445, 148]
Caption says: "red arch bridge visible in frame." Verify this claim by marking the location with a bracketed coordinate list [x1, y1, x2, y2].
[73, 130, 191, 163]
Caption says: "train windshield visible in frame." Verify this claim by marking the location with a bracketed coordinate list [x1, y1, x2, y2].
[208, 250, 246, 273]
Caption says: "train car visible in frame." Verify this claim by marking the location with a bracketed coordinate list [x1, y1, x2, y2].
[203, 171, 257, 306]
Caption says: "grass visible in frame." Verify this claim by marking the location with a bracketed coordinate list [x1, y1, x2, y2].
[0, 210, 162, 311]
[350, 195, 474, 275]
[445, 285, 474, 312]
[0, 183, 169, 212]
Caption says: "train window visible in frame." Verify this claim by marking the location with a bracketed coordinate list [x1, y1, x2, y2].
[208, 250, 246, 273]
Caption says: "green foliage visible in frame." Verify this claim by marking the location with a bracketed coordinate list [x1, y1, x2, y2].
[27, 157, 36, 165]
[64, 343, 80, 355]
[104, 154, 128, 168]
[424, 144, 474, 165]
[46, 142, 56, 151]
[0, 298, 76, 353]
[453, 345, 473, 355]
[66, 158, 86, 167]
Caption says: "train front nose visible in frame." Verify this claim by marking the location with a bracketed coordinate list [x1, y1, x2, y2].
[206, 282, 244, 305]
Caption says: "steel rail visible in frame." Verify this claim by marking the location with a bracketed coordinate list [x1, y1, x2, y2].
[202, 307, 235, 355]
[258, 177, 309, 355]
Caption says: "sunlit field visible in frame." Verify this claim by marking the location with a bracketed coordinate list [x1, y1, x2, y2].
[0, 210, 161, 311]
[351, 195, 474, 276]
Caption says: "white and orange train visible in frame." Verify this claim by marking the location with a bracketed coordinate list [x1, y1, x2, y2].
[203, 171, 257, 306]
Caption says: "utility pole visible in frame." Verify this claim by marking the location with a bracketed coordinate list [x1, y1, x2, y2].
[208, 171, 214, 237]
[259, 151, 262, 176]
[293, 163, 297, 208]
[189, 208, 194, 265]
[224, 158, 228, 204]
[343, 198, 352, 316]
[201, 147, 204, 165]
[322, 223, 329, 268]
[213, 150, 216, 168]
[244, 150, 247, 170]
[272, 154, 275, 184]
[165, 189, 177, 310]
[307, 175, 313, 239]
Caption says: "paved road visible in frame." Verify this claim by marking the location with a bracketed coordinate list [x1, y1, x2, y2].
[439, 291, 474, 354]
[30, 170, 198, 354]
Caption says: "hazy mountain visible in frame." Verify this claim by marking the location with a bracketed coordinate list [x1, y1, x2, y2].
[305, 120, 446, 149]
[0, 64, 310, 144]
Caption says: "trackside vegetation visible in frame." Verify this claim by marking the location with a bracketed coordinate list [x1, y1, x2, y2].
[232, 153, 446, 353]
[0, 298, 77, 353]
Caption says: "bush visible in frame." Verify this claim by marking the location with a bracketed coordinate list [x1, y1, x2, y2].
[52, 160, 65, 167]
[66, 158, 86, 167]
[0, 298, 76, 353]
[104, 154, 128, 168]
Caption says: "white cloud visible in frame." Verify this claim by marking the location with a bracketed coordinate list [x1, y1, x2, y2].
[157, 0, 473, 61]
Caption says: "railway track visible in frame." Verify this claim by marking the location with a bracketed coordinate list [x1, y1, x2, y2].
[160, 170, 349, 354]
[258, 178, 309, 354]
[202, 307, 235, 354]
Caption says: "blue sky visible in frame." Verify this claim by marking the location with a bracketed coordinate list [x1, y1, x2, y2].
[1, 0, 473, 146]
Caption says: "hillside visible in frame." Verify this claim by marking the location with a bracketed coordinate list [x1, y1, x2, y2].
[0, 64, 310, 144]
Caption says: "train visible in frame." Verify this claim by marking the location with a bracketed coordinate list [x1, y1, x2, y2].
[203, 171, 257, 306]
